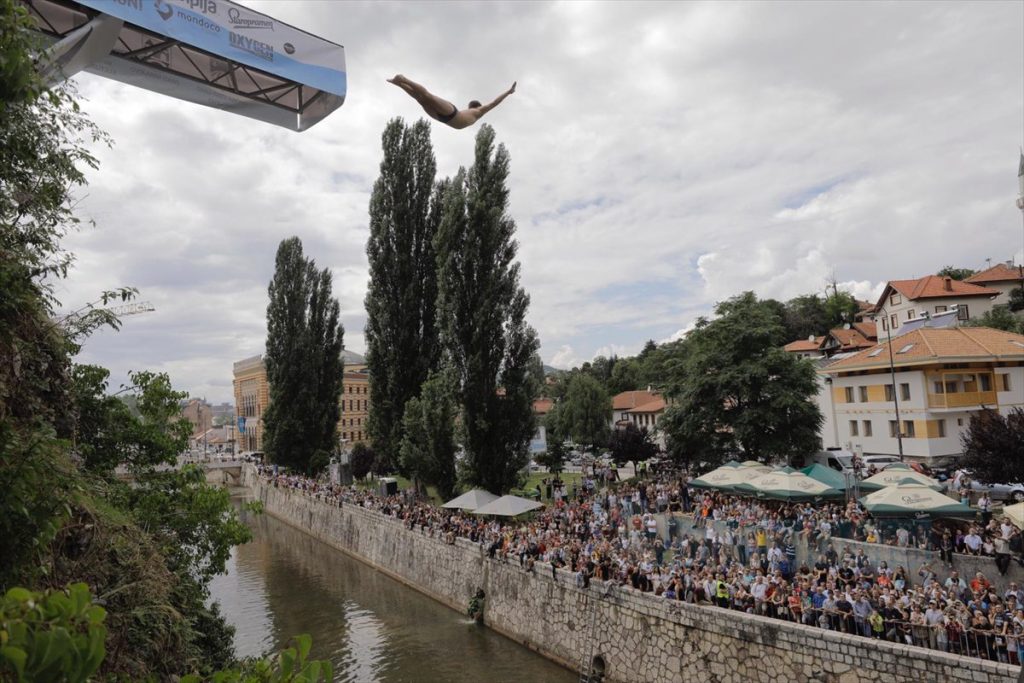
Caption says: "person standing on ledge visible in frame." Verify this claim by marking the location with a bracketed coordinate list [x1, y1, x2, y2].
[387, 74, 515, 129]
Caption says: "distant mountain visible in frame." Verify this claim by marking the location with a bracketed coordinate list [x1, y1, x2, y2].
[543, 364, 563, 376]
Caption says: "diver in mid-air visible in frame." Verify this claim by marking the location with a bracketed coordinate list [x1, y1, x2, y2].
[388, 75, 515, 129]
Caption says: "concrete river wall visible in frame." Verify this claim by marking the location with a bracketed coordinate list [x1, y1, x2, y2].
[242, 466, 1016, 683]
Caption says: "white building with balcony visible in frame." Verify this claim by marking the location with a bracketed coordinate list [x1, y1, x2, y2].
[817, 326, 1024, 464]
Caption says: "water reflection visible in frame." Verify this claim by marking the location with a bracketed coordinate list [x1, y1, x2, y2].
[209, 499, 576, 683]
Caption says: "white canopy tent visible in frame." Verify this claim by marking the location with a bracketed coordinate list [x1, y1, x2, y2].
[472, 495, 543, 517]
[441, 489, 499, 512]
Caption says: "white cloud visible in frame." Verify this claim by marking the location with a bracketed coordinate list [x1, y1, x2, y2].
[548, 345, 580, 370]
[47, 0, 1024, 398]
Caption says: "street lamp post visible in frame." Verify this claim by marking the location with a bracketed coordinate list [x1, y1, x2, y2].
[885, 321, 905, 462]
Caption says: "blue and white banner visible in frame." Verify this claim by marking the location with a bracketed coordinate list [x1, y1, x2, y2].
[77, 0, 346, 97]
[237, 416, 246, 434]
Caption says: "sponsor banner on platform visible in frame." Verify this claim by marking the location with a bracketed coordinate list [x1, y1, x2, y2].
[77, 0, 346, 97]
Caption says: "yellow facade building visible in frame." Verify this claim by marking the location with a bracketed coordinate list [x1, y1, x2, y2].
[232, 350, 370, 453]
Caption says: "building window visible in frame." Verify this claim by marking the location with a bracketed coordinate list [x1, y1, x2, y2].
[890, 293, 902, 306]
[850, 420, 859, 436]
[890, 314, 898, 329]
[937, 419, 946, 438]
[881, 317, 889, 331]
[999, 374, 1011, 392]
[900, 383, 910, 401]
[933, 381, 944, 394]
[863, 420, 873, 437]
[935, 305, 947, 313]
[884, 384, 895, 401]
[843, 387, 854, 403]
[957, 418, 964, 426]
[904, 421, 916, 438]
[907, 309, 915, 320]
[980, 374, 992, 392]
[858, 386, 868, 402]
[957, 305, 969, 321]
[889, 420, 899, 438]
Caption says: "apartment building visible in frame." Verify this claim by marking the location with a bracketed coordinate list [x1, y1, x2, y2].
[233, 355, 269, 452]
[339, 354, 370, 447]
[232, 349, 371, 452]
[818, 327, 1024, 463]
[872, 275, 1000, 334]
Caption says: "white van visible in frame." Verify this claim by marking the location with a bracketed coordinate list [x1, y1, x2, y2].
[808, 450, 856, 474]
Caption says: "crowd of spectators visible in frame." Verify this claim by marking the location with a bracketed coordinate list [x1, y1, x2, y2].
[252, 463, 1024, 664]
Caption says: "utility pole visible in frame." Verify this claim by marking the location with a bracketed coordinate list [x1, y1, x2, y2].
[1016, 151, 1024, 304]
[885, 323, 905, 461]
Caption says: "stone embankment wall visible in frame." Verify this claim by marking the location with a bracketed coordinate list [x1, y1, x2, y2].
[242, 467, 1017, 683]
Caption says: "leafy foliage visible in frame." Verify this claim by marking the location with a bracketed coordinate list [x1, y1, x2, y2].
[960, 408, 1024, 485]
[608, 422, 658, 465]
[263, 237, 345, 474]
[556, 373, 611, 449]
[0, 584, 106, 683]
[1, 584, 330, 683]
[399, 371, 458, 499]
[1009, 287, 1024, 313]
[350, 442, 375, 480]
[937, 265, 976, 281]
[963, 306, 1024, 334]
[534, 439, 566, 475]
[365, 119, 443, 471]
[435, 125, 540, 494]
[0, 6, 255, 676]
[660, 292, 823, 467]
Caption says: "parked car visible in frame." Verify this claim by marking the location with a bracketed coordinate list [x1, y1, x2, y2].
[861, 455, 901, 469]
[950, 470, 1024, 502]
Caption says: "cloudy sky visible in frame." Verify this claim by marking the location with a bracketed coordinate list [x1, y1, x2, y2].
[59, 0, 1023, 403]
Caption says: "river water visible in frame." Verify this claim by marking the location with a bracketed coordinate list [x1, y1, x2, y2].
[209, 499, 577, 683]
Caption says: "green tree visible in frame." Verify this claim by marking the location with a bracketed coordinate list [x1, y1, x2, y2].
[398, 371, 457, 499]
[534, 438, 567, 476]
[960, 408, 1024, 484]
[560, 373, 611, 450]
[0, 5, 252, 676]
[661, 292, 822, 467]
[823, 289, 860, 328]
[608, 356, 641, 395]
[349, 442, 374, 480]
[964, 306, 1024, 334]
[783, 294, 829, 341]
[435, 125, 540, 494]
[0, 0, 111, 586]
[365, 119, 443, 471]
[1009, 287, 1024, 313]
[937, 265, 976, 281]
[608, 422, 658, 465]
[263, 237, 344, 474]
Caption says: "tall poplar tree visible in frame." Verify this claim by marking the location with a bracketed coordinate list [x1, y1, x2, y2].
[436, 125, 540, 493]
[364, 119, 442, 470]
[263, 237, 344, 473]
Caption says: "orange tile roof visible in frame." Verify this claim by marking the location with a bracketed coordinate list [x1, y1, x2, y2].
[533, 398, 554, 415]
[828, 322, 876, 352]
[625, 396, 667, 414]
[784, 337, 824, 352]
[966, 263, 1024, 285]
[821, 327, 1024, 373]
[878, 275, 1000, 307]
[612, 389, 660, 410]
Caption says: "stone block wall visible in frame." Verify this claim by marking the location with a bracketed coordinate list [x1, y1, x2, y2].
[243, 467, 1017, 683]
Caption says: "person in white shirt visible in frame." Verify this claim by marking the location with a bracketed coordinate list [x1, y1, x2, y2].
[964, 530, 983, 555]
